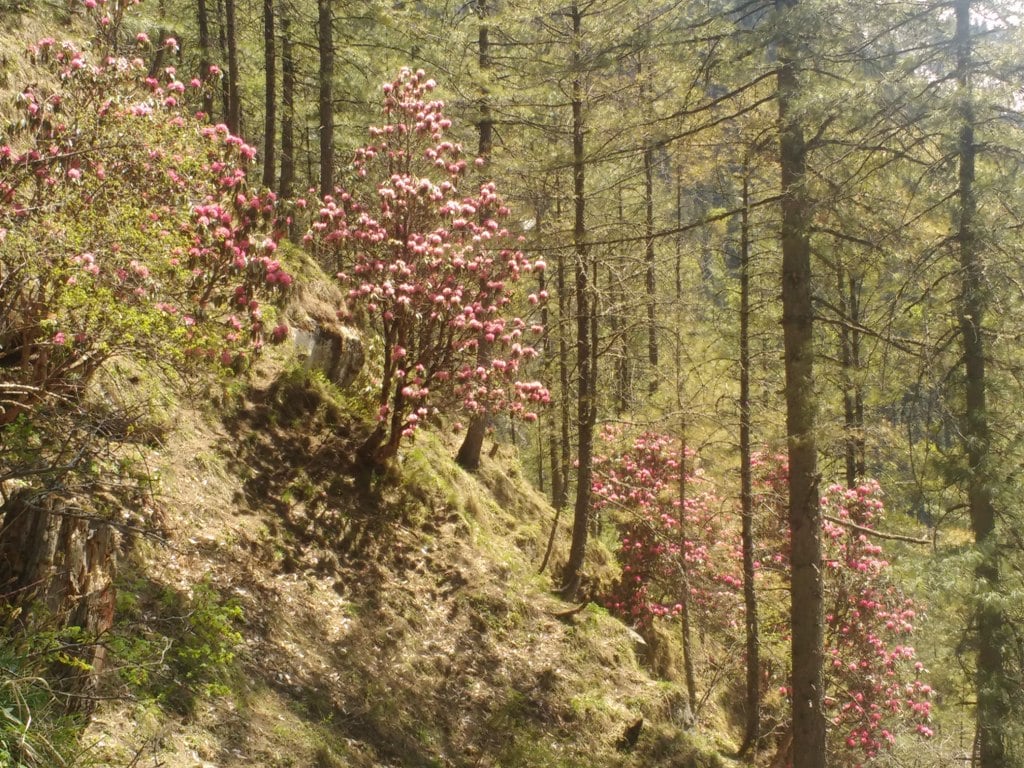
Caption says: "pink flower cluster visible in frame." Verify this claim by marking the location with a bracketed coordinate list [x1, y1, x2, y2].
[754, 457, 933, 761]
[305, 68, 547, 458]
[593, 428, 741, 629]
[1, 32, 291, 397]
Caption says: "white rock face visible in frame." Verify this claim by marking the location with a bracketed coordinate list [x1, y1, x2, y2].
[293, 321, 363, 389]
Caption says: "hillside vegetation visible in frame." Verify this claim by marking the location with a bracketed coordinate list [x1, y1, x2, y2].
[80, 342, 725, 768]
[4, 0, 1020, 765]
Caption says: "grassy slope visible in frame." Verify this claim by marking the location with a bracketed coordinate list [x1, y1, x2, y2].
[82, 338, 730, 768]
[0, 9, 728, 762]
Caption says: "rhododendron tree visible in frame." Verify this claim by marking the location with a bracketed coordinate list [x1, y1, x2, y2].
[753, 456, 933, 764]
[0, 34, 290, 427]
[596, 441, 933, 763]
[0, 12, 293, 701]
[305, 68, 548, 466]
[593, 428, 741, 629]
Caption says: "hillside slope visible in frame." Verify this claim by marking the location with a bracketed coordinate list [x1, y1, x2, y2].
[82, 346, 729, 768]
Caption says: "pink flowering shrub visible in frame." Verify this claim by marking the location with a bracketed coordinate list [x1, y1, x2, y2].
[305, 68, 547, 465]
[753, 456, 934, 763]
[0, 33, 290, 426]
[593, 428, 741, 630]
[596, 441, 932, 762]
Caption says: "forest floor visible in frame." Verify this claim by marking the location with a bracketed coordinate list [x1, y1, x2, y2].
[81, 349, 732, 768]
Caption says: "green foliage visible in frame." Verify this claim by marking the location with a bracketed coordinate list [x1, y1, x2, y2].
[0, 615, 84, 768]
[110, 577, 243, 715]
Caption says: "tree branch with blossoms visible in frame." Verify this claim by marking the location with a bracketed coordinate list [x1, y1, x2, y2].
[305, 68, 548, 467]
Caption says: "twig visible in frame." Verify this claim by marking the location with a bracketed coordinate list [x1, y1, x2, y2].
[822, 514, 930, 545]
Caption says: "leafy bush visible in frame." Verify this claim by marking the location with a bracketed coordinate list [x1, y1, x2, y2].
[110, 578, 243, 714]
[0, 613, 85, 767]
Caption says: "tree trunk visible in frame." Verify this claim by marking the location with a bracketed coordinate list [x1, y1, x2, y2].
[643, 143, 658, 392]
[278, 13, 296, 201]
[456, 0, 495, 471]
[775, 0, 825, 764]
[216, 0, 229, 123]
[261, 0, 276, 189]
[317, 0, 335, 197]
[849, 275, 865, 480]
[196, 0, 214, 118]
[837, 266, 865, 488]
[678, 426, 698, 716]
[556, 180, 572, 512]
[534, 200, 562, 508]
[954, 1, 1006, 763]
[224, 0, 241, 136]
[610, 192, 629, 413]
[561, 3, 594, 599]
[737, 171, 760, 757]
[0, 493, 118, 714]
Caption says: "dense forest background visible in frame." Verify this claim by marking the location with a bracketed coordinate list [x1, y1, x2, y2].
[3, 0, 1024, 765]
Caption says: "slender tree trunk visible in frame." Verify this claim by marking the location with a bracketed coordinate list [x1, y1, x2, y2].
[196, 0, 214, 118]
[678, 425, 698, 716]
[838, 267, 865, 487]
[317, 0, 335, 197]
[457, 0, 495, 471]
[775, 0, 825, 764]
[224, 0, 241, 136]
[851, 277, 865, 480]
[557, 182, 572, 512]
[675, 174, 684, 302]
[278, 14, 296, 201]
[534, 200, 563, 509]
[837, 265, 856, 488]
[261, 0, 277, 189]
[549, 428, 563, 510]
[609, 262, 628, 414]
[608, 193, 627, 413]
[955, 1, 1006, 763]
[643, 143, 658, 392]
[561, 3, 593, 599]
[216, 0, 229, 123]
[737, 171, 760, 757]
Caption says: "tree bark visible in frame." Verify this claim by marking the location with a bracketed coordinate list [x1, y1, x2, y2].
[737, 170, 760, 757]
[456, 0, 495, 471]
[196, 0, 215, 118]
[0, 493, 118, 714]
[837, 266, 864, 488]
[643, 143, 658, 392]
[224, 0, 241, 136]
[317, 0, 335, 197]
[678, 425, 698, 716]
[278, 13, 296, 201]
[261, 0, 276, 189]
[215, 0, 229, 123]
[775, 0, 825, 764]
[954, 1, 1006, 763]
[561, 2, 594, 599]
[556, 180, 572, 512]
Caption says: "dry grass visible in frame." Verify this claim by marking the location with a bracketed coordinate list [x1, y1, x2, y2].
[80, 347, 732, 768]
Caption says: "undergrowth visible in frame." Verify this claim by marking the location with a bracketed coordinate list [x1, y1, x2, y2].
[0, 612, 85, 768]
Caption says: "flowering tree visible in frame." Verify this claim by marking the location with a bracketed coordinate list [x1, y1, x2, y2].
[592, 429, 741, 629]
[306, 68, 547, 467]
[753, 457, 934, 764]
[1, 32, 290, 429]
[0, 20, 290, 667]
[596, 440, 933, 763]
